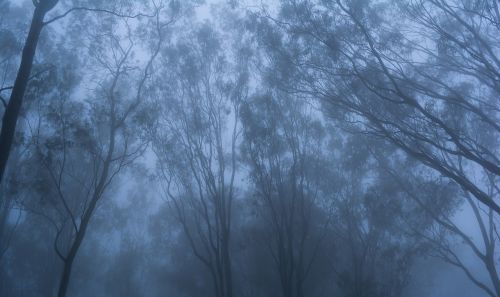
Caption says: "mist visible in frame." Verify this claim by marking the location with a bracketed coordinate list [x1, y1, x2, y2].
[0, 0, 499, 297]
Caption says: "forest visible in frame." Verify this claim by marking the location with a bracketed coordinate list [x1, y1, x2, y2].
[0, 0, 499, 296]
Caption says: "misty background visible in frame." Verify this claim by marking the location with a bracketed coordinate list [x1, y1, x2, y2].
[0, 0, 499, 296]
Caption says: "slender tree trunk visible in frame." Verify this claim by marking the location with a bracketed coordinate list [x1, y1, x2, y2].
[222, 235, 233, 297]
[56, 208, 95, 297]
[485, 251, 500, 297]
[57, 255, 75, 297]
[56, 219, 90, 297]
[55, 192, 102, 297]
[0, 6, 46, 184]
[0, 193, 10, 242]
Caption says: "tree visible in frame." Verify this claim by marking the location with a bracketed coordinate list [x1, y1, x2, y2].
[378, 152, 500, 297]
[0, 0, 157, 185]
[0, 0, 157, 263]
[255, 0, 499, 214]
[0, 1, 58, 262]
[330, 137, 449, 297]
[17, 5, 171, 295]
[241, 92, 330, 297]
[254, 0, 500, 293]
[0, 0, 58, 184]
[153, 23, 248, 297]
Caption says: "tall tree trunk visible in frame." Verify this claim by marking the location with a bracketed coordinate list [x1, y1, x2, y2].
[55, 183, 107, 297]
[57, 253, 75, 297]
[222, 235, 233, 297]
[0, 2, 54, 184]
[56, 212, 93, 297]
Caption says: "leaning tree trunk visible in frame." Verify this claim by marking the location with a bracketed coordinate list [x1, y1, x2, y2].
[0, 1, 57, 184]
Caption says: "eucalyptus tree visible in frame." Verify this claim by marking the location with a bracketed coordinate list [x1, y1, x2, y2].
[0, 0, 58, 184]
[0, 1, 60, 263]
[0, 0, 159, 266]
[329, 136, 453, 297]
[377, 147, 500, 297]
[253, 0, 500, 294]
[0, 0, 159, 185]
[255, 0, 499, 214]
[240, 92, 331, 297]
[16, 3, 174, 295]
[379, 139, 499, 296]
[153, 23, 248, 297]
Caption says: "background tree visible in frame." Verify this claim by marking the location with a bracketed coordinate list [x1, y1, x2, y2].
[241, 92, 331, 297]
[11, 3, 172, 296]
[153, 22, 248, 297]
[330, 136, 454, 297]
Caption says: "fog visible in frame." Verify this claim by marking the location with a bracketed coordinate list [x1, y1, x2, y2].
[0, 0, 499, 297]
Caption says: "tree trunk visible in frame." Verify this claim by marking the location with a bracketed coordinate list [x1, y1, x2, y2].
[222, 236, 233, 297]
[56, 208, 95, 297]
[485, 253, 500, 297]
[57, 255, 75, 297]
[0, 4, 49, 184]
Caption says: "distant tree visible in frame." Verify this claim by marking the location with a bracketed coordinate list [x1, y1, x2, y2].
[153, 23, 248, 297]
[241, 92, 331, 297]
[330, 137, 450, 297]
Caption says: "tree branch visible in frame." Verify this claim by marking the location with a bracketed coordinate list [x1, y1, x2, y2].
[43, 6, 156, 26]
